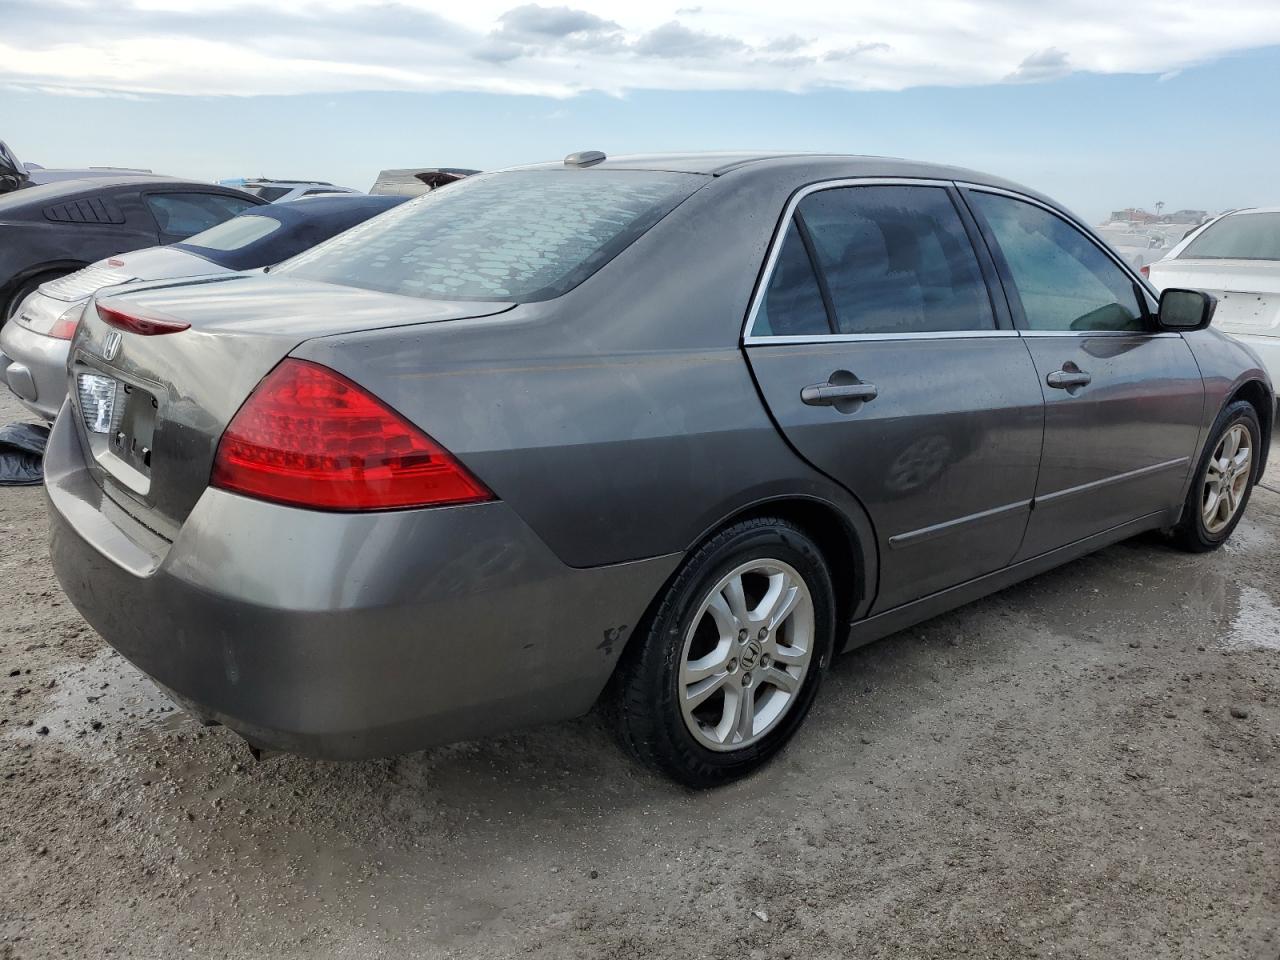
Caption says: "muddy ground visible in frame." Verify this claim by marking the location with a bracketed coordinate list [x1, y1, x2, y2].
[1, 388, 1278, 960]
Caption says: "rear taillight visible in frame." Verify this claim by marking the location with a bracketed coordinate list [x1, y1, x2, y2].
[48, 303, 85, 340]
[210, 359, 492, 511]
[97, 303, 190, 336]
[1139, 264, 1151, 278]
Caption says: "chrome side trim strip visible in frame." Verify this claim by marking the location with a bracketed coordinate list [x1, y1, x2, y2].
[1018, 330, 1179, 339]
[1034, 457, 1191, 507]
[745, 330, 1020, 346]
[888, 499, 1033, 550]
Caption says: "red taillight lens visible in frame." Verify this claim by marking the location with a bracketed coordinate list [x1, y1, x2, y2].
[1140, 264, 1151, 278]
[97, 303, 190, 336]
[49, 304, 84, 340]
[211, 359, 492, 511]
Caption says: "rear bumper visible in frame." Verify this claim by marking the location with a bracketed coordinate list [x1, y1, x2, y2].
[0, 313, 69, 421]
[45, 409, 679, 758]
[1227, 332, 1280, 394]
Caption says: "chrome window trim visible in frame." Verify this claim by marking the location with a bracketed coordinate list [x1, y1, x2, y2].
[748, 330, 1021, 346]
[1018, 330, 1180, 339]
[955, 181, 1162, 312]
[742, 176, 991, 346]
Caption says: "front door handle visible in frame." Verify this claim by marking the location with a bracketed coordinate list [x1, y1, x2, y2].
[801, 377, 878, 407]
[1046, 364, 1092, 390]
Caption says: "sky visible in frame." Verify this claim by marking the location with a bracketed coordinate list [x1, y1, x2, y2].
[3, 0, 1280, 223]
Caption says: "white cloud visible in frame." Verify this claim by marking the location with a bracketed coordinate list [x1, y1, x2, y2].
[3, 0, 1280, 98]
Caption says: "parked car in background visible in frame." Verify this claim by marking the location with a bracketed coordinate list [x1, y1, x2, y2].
[1, 139, 154, 192]
[1, 194, 406, 420]
[1095, 221, 1171, 270]
[47, 153, 1271, 787]
[369, 167, 479, 196]
[224, 178, 362, 203]
[1147, 207, 1280, 384]
[0, 176, 264, 323]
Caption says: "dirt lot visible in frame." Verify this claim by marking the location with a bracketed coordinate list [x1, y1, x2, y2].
[2, 388, 1278, 960]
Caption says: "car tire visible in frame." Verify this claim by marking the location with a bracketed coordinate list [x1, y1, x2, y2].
[611, 517, 836, 787]
[1169, 399, 1262, 553]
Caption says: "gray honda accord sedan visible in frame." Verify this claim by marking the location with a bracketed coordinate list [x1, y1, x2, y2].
[46, 152, 1274, 786]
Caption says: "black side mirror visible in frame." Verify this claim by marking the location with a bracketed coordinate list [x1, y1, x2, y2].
[1157, 288, 1216, 332]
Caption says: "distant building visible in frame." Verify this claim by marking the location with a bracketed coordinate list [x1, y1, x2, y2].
[1110, 207, 1159, 224]
[1109, 207, 1209, 225]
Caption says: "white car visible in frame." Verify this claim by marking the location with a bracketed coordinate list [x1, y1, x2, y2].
[1147, 207, 1280, 383]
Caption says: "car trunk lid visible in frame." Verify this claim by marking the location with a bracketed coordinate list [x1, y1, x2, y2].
[69, 274, 513, 540]
[1149, 258, 1280, 335]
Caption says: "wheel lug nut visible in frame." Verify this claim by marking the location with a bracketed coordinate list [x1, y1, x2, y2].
[737, 629, 748, 642]
[757, 628, 768, 640]
[761, 655, 771, 668]
[728, 658, 737, 672]
[742, 672, 752, 686]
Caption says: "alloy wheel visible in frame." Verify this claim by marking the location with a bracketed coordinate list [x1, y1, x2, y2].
[1202, 423, 1252, 534]
[677, 559, 815, 752]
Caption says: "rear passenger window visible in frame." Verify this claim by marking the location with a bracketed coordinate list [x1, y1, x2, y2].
[797, 185, 994, 335]
[968, 191, 1145, 332]
[146, 192, 258, 239]
[753, 222, 830, 337]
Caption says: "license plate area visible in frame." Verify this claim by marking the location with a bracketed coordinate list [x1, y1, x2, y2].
[1215, 292, 1277, 333]
[109, 382, 157, 474]
[75, 367, 159, 495]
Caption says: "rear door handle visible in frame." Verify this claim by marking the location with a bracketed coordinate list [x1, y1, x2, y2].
[1046, 366, 1092, 390]
[801, 380, 878, 406]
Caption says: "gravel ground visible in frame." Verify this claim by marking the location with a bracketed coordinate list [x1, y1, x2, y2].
[2, 389, 1278, 960]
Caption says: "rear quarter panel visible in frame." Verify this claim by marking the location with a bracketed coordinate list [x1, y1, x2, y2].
[293, 166, 879, 604]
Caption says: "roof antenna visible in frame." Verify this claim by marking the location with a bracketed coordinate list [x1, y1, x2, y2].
[564, 150, 606, 168]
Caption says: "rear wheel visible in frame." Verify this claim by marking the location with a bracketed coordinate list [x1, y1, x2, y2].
[612, 518, 835, 787]
[1170, 400, 1261, 552]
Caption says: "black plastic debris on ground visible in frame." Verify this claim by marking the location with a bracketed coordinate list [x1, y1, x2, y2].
[0, 422, 50, 486]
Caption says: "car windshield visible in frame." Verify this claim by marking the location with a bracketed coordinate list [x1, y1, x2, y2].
[276, 169, 706, 302]
[1180, 212, 1280, 261]
[181, 214, 281, 251]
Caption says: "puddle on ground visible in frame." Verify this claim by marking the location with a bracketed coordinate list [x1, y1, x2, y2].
[1222, 585, 1280, 652]
[6, 646, 189, 748]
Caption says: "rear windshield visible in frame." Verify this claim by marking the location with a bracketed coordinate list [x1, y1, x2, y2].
[179, 214, 280, 252]
[276, 169, 705, 302]
[1181, 212, 1280, 261]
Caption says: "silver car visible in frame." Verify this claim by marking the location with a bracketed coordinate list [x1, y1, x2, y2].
[47, 153, 1273, 786]
[1, 195, 406, 420]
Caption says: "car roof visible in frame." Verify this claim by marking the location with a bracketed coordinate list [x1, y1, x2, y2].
[0, 176, 250, 211]
[171, 194, 407, 271]
[1219, 206, 1280, 217]
[507, 151, 1041, 192]
[242, 194, 405, 223]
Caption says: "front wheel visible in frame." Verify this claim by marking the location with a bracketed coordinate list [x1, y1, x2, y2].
[1170, 399, 1262, 552]
[611, 518, 836, 787]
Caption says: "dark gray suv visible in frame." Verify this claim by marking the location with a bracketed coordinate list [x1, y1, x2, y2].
[46, 153, 1273, 786]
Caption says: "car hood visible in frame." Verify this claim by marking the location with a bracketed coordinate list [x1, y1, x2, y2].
[40, 248, 232, 303]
